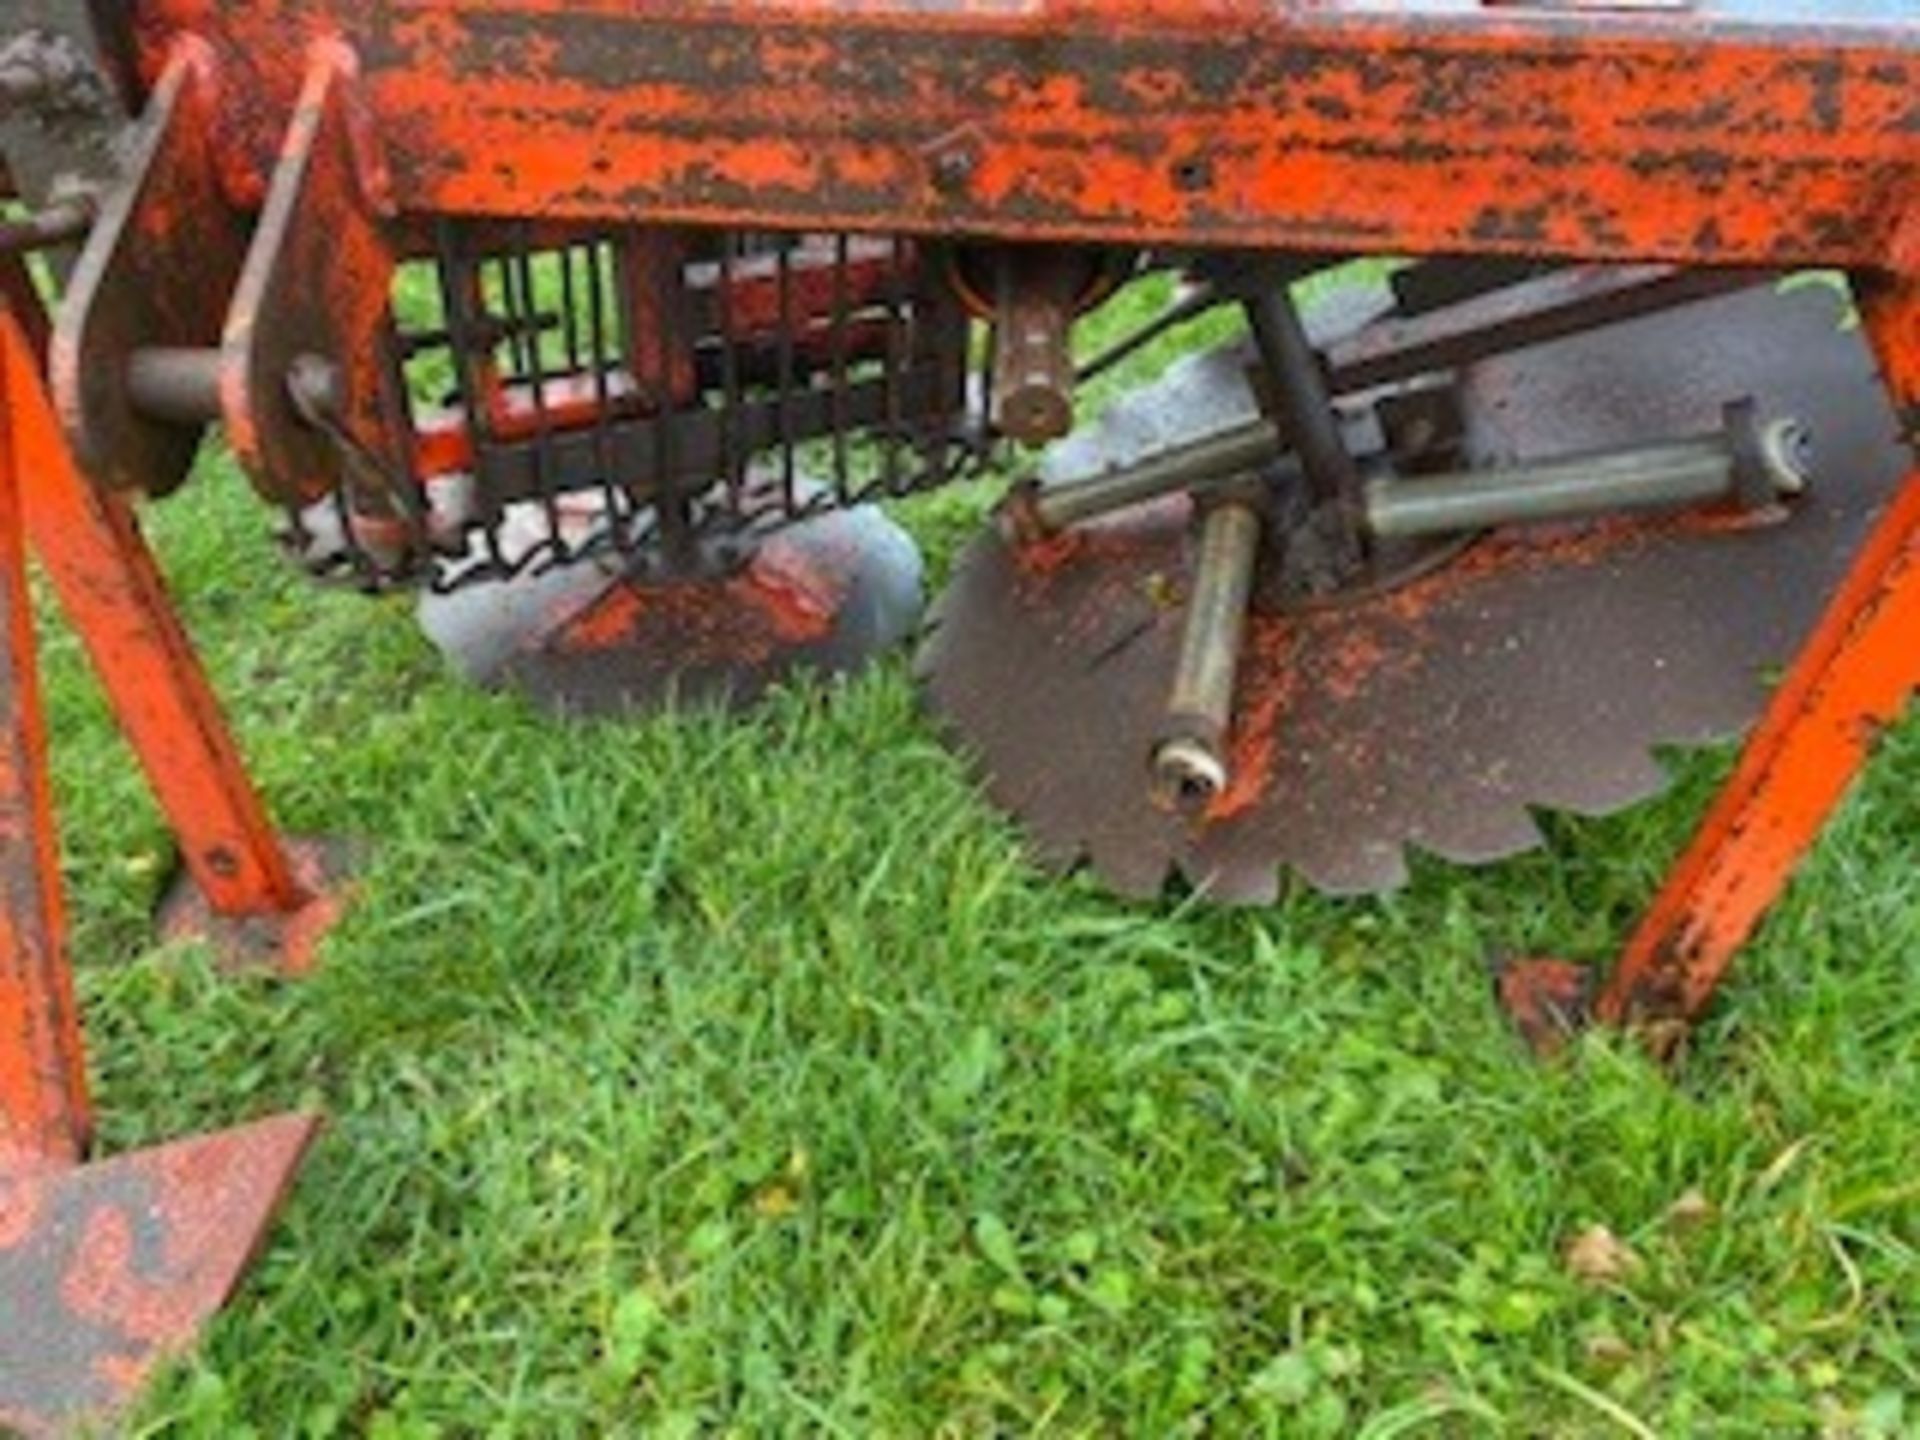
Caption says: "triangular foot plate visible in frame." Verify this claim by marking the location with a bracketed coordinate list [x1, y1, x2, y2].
[0, 1113, 319, 1438]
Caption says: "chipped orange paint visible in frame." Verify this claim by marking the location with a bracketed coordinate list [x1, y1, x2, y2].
[34, 0, 1920, 1036]
[5, 311, 316, 941]
[123, 2, 1913, 266]
[0, 306, 90, 1168]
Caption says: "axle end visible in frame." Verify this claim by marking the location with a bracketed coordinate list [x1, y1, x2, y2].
[1151, 734, 1229, 814]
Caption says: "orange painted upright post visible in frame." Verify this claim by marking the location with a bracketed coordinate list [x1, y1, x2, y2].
[0, 307, 325, 942]
[1594, 268, 1920, 1031]
[0, 296, 320, 1440]
[0, 300, 91, 1168]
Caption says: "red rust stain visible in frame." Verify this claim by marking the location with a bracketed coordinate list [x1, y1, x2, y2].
[1014, 530, 1087, 578]
[0, 1172, 45, 1246]
[746, 535, 846, 644]
[551, 540, 847, 660]
[1198, 505, 1757, 821]
[62, 1207, 194, 1343]
[1207, 620, 1298, 822]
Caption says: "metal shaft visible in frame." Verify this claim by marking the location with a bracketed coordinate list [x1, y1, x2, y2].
[125, 347, 223, 426]
[1365, 416, 1809, 540]
[1004, 416, 1279, 541]
[1152, 497, 1263, 811]
[1242, 284, 1362, 510]
[1011, 405, 1806, 545]
[990, 249, 1086, 447]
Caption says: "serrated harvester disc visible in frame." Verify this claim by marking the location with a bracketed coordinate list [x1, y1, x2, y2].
[919, 282, 1909, 899]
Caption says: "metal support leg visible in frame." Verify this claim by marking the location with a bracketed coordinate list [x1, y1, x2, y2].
[1501, 272, 1920, 1050]
[0, 297, 321, 1438]
[1591, 273, 1920, 1033]
[0, 313, 89, 1169]
[2, 307, 345, 973]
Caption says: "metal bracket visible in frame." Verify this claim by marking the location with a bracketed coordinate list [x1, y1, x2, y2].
[5, 307, 348, 963]
[49, 43, 249, 497]
[220, 45, 405, 511]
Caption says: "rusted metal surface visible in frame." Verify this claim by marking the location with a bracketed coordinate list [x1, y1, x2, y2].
[219, 46, 404, 513]
[48, 46, 247, 497]
[1323, 266, 1773, 399]
[2, 0, 1909, 1047]
[1, 300, 318, 1433]
[1152, 492, 1262, 812]
[4, 307, 329, 941]
[0, 306, 88, 1171]
[0, 1112, 320, 1439]
[299, 223, 974, 593]
[420, 488, 923, 713]
[1591, 274, 1920, 1029]
[986, 247, 1092, 447]
[124, 3, 1917, 266]
[920, 282, 1908, 897]
[0, 4, 132, 213]
[1493, 957, 1596, 1057]
[154, 836, 350, 978]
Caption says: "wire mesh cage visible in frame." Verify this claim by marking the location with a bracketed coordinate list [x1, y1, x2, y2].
[288, 221, 984, 592]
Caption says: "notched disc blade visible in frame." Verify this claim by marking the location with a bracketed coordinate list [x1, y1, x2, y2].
[920, 282, 1909, 899]
[422, 502, 923, 715]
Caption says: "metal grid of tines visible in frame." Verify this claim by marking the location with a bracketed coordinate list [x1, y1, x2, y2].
[302, 221, 980, 592]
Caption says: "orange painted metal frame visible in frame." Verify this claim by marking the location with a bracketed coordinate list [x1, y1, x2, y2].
[0, 280, 329, 1143]
[0, 309, 89, 1167]
[6, 332, 310, 921]
[113, 0, 1918, 1032]
[130, 2, 1917, 267]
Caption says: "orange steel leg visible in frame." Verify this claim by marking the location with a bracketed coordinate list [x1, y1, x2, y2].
[1501, 269, 1920, 1050]
[1589, 271, 1920, 1034]
[0, 297, 320, 1438]
[0, 307, 90, 1171]
[1, 304, 343, 973]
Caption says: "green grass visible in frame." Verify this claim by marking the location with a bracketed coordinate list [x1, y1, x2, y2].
[31, 279, 1919, 1437]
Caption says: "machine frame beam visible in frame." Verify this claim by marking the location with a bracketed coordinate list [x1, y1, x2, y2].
[128, 1, 1916, 267]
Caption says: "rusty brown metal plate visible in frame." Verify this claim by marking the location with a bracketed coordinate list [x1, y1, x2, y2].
[219, 50, 404, 509]
[0, 1112, 318, 1438]
[919, 281, 1909, 899]
[47, 49, 248, 498]
[419, 498, 923, 715]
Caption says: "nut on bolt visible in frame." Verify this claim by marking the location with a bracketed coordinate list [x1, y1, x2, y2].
[923, 126, 984, 197]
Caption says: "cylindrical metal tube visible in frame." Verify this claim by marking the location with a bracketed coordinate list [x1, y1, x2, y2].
[125, 347, 223, 426]
[1005, 417, 1280, 542]
[990, 250, 1087, 447]
[1364, 421, 1809, 540]
[1152, 497, 1263, 811]
[1242, 286, 1362, 510]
